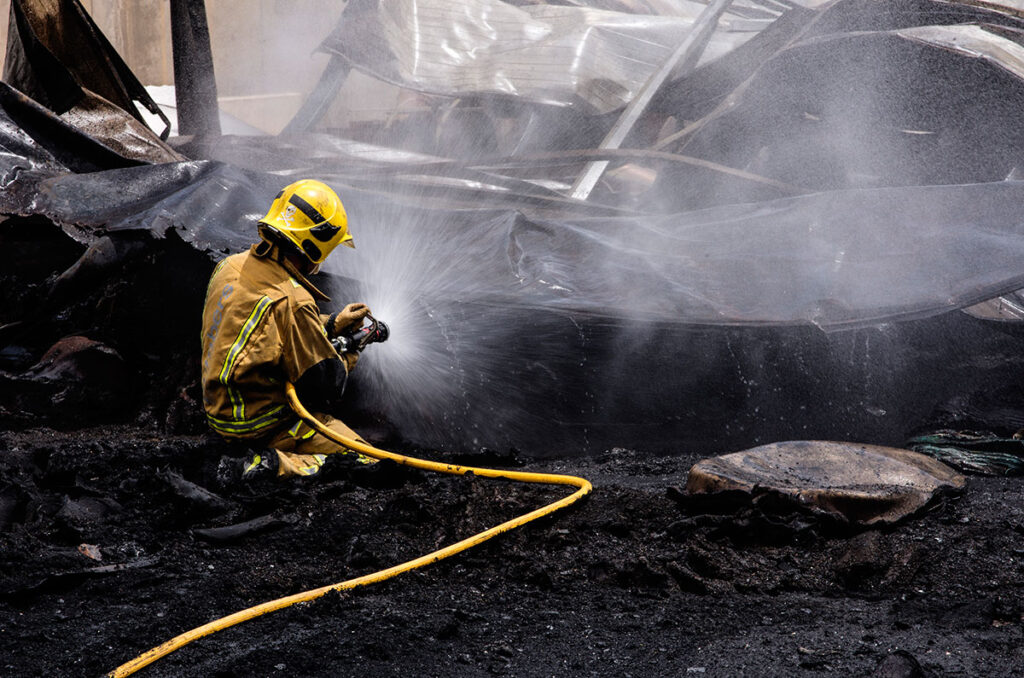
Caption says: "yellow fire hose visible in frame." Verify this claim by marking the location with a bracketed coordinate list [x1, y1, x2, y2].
[108, 382, 592, 677]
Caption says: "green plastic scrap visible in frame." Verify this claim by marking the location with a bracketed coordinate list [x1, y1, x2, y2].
[907, 430, 1024, 476]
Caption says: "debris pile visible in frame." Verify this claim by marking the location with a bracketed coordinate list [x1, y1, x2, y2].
[5, 0, 1024, 452]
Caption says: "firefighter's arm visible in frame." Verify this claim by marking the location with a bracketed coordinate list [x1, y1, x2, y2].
[294, 356, 349, 413]
[282, 301, 353, 412]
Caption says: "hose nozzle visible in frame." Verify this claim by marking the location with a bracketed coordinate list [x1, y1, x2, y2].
[332, 314, 389, 353]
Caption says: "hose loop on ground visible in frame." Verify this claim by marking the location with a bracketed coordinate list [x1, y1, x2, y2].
[108, 382, 592, 677]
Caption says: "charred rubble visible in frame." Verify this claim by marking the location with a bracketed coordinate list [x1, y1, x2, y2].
[4, 0, 1024, 456]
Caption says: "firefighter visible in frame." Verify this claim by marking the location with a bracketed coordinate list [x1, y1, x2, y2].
[200, 179, 375, 479]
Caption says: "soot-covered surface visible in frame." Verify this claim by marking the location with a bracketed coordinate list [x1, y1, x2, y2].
[1, 426, 1022, 677]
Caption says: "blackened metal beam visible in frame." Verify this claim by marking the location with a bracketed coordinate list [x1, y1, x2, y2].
[569, 0, 735, 201]
[170, 0, 221, 137]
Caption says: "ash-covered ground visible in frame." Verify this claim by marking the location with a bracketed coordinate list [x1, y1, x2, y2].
[1, 423, 1022, 677]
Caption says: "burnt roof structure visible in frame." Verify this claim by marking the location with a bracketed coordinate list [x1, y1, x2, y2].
[5, 0, 1024, 455]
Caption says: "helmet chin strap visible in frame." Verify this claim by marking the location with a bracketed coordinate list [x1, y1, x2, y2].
[281, 249, 318, 276]
[256, 227, 320, 275]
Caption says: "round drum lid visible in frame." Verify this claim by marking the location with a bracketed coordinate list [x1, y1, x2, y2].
[686, 440, 966, 525]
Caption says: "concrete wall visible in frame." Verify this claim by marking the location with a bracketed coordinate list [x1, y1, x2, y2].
[0, 0, 345, 134]
[206, 0, 342, 132]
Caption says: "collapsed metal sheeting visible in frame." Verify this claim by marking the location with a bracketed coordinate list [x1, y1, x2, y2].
[2, 114, 1023, 331]
[291, 0, 1024, 204]
[320, 0, 773, 115]
[653, 24, 1024, 198]
[4, 0, 1024, 330]
[8, 126, 1024, 330]
[502, 182, 1024, 328]
[7, 0, 1024, 454]
[3, 0, 180, 163]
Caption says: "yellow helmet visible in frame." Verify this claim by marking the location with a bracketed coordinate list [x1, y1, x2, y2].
[258, 179, 353, 264]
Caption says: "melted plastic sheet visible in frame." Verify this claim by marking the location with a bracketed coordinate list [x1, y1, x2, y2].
[522, 182, 1024, 327]
[7, 132, 1024, 330]
[321, 0, 770, 114]
[5, 0, 1024, 330]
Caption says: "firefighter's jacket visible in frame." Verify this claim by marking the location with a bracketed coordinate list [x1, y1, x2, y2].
[200, 242, 345, 439]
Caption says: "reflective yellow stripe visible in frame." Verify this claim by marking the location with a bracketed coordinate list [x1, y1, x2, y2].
[219, 296, 273, 383]
[227, 386, 245, 422]
[297, 454, 327, 475]
[208, 417, 285, 436]
[218, 296, 273, 420]
[207, 404, 288, 435]
[287, 421, 317, 440]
